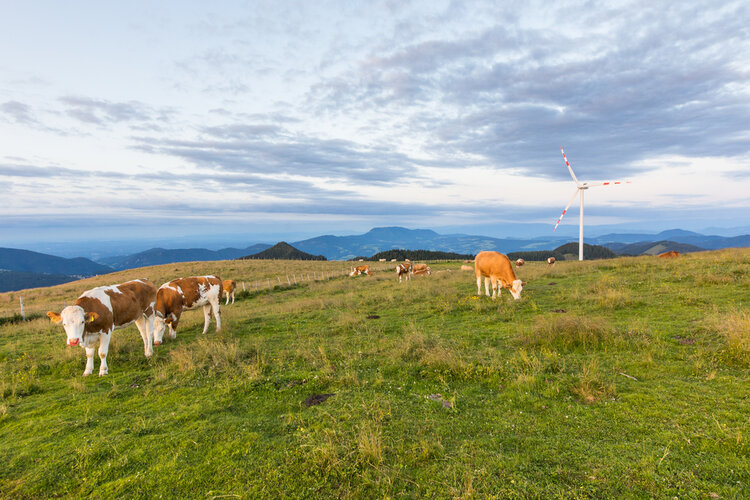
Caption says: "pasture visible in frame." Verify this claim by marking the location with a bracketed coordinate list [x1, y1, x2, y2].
[1, 250, 748, 498]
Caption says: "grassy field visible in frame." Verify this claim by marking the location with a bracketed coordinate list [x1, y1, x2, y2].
[0, 250, 748, 498]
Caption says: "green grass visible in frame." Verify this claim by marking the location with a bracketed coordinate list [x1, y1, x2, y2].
[1, 250, 749, 498]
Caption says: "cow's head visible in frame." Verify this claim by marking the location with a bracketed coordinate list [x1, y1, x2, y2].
[153, 312, 177, 345]
[349, 267, 357, 276]
[47, 306, 98, 346]
[509, 280, 526, 300]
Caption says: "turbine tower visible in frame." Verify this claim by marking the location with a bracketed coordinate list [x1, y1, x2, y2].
[553, 147, 630, 261]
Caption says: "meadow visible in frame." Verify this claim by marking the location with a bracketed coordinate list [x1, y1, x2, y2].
[0, 250, 748, 498]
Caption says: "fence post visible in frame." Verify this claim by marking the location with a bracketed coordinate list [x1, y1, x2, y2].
[242, 282, 246, 291]
[293, 274, 297, 284]
[20, 296, 25, 321]
[267, 278, 271, 289]
[278, 277, 282, 286]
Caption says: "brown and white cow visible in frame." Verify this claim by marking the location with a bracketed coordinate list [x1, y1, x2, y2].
[547, 257, 556, 265]
[412, 263, 432, 276]
[153, 275, 222, 345]
[658, 250, 680, 258]
[47, 279, 157, 376]
[515, 258, 525, 267]
[474, 251, 525, 300]
[396, 262, 413, 282]
[222, 279, 237, 305]
[349, 265, 370, 276]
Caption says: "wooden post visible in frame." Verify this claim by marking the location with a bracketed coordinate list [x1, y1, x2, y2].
[293, 274, 297, 284]
[242, 282, 246, 291]
[267, 278, 271, 289]
[20, 296, 25, 321]
[287, 275, 291, 285]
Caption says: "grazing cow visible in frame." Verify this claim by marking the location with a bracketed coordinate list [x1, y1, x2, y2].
[390, 259, 397, 262]
[379, 258, 387, 262]
[349, 265, 370, 276]
[474, 251, 526, 300]
[515, 258, 525, 267]
[47, 279, 156, 376]
[658, 250, 680, 258]
[396, 262, 413, 282]
[222, 279, 237, 305]
[412, 263, 432, 276]
[460, 264, 473, 271]
[547, 257, 556, 265]
[153, 275, 222, 345]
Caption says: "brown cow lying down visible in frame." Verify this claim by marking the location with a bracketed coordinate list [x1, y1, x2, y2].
[515, 258, 525, 266]
[222, 279, 236, 305]
[658, 250, 680, 258]
[350, 265, 370, 276]
[153, 275, 222, 345]
[547, 257, 556, 265]
[47, 279, 157, 376]
[412, 263, 431, 276]
[475, 251, 525, 300]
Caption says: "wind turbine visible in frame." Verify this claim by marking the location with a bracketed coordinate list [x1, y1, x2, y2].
[553, 147, 630, 261]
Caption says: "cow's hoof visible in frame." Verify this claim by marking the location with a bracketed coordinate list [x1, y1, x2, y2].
[83, 371, 92, 377]
[145, 350, 153, 358]
[99, 371, 108, 377]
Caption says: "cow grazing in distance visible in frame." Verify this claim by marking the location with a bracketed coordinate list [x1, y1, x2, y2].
[222, 279, 237, 305]
[515, 258, 525, 267]
[460, 264, 473, 271]
[349, 265, 370, 276]
[396, 262, 413, 282]
[547, 257, 556, 265]
[474, 251, 526, 300]
[658, 250, 680, 258]
[47, 279, 157, 376]
[412, 263, 431, 276]
[153, 275, 222, 345]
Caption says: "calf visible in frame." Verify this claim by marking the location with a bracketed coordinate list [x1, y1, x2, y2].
[474, 251, 525, 300]
[547, 257, 556, 265]
[153, 275, 222, 345]
[515, 258, 525, 267]
[47, 279, 156, 376]
[349, 265, 370, 276]
[412, 263, 432, 276]
[396, 262, 412, 282]
[222, 279, 237, 305]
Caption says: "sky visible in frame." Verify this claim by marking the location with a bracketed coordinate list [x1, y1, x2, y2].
[1, 0, 750, 250]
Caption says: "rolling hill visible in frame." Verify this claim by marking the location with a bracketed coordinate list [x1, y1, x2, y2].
[605, 240, 705, 256]
[0, 247, 112, 276]
[239, 242, 326, 260]
[100, 244, 272, 270]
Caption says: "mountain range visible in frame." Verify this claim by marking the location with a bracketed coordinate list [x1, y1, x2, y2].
[2, 227, 749, 293]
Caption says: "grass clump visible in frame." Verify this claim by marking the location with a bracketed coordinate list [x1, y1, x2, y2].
[569, 359, 616, 404]
[521, 314, 620, 350]
[704, 310, 750, 368]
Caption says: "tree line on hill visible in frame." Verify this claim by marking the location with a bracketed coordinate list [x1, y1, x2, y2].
[351, 249, 475, 261]
[507, 243, 617, 261]
[238, 242, 327, 261]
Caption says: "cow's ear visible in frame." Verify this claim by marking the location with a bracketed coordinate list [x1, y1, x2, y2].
[85, 312, 99, 323]
[47, 311, 62, 323]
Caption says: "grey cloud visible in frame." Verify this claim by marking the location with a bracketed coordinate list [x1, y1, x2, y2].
[59, 96, 175, 127]
[1, 100, 37, 124]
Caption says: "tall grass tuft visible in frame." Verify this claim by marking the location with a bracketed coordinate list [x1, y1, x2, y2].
[569, 359, 616, 404]
[704, 310, 750, 368]
[357, 421, 384, 466]
[521, 314, 620, 350]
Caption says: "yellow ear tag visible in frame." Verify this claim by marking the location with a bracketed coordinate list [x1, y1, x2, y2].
[88, 316, 96, 323]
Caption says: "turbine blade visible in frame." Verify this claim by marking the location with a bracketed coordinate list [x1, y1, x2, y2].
[561, 146, 580, 186]
[582, 180, 632, 188]
[553, 189, 580, 231]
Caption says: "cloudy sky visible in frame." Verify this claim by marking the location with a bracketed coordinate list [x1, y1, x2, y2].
[2, 0, 749, 248]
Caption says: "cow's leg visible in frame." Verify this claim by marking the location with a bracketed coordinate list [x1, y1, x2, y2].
[135, 316, 153, 358]
[231, 291, 235, 304]
[490, 277, 498, 300]
[98, 332, 111, 376]
[210, 297, 222, 332]
[225, 293, 229, 305]
[83, 346, 96, 376]
[476, 276, 482, 295]
[484, 277, 491, 297]
[202, 304, 211, 335]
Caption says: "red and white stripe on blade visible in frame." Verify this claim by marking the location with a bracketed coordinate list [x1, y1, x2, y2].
[560, 146, 580, 186]
[553, 189, 580, 232]
[582, 181, 632, 187]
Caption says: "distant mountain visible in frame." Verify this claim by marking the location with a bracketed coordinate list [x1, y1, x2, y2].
[239, 242, 327, 261]
[592, 230, 750, 250]
[101, 244, 272, 270]
[606, 240, 705, 256]
[292, 226, 566, 260]
[508, 243, 617, 261]
[0, 247, 112, 276]
[0, 270, 80, 293]
[361, 249, 475, 261]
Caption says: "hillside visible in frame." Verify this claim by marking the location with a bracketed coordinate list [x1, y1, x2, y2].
[240, 242, 326, 260]
[101, 243, 272, 270]
[508, 242, 617, 261]
[606, 240, 705, 256]
[0, 270, 79, 293]
[0, 247, 112, 276]
[360, 249, 475, 261]
[1, 249, 747, 497]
